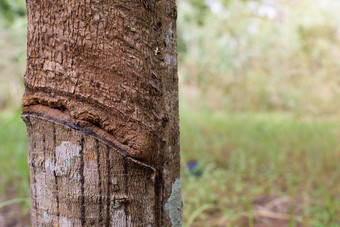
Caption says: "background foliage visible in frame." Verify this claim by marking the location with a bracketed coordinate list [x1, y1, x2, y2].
[1, 0, 340, 226]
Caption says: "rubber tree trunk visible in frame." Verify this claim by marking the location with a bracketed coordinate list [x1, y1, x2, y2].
[22, 0, 181, 226]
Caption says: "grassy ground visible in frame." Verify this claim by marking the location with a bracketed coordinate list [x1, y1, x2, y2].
[0, 110, 29, 200]
[0, 110, 30, 226]
[1, 105, 340, 226]
[180, 104, 340, 226]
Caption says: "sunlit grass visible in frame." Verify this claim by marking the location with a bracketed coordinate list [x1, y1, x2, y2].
[180, 104, 340, 226]
[0, 110, 29, 202]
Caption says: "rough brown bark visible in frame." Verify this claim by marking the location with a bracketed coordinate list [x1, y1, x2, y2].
[22, 0, 181, 226]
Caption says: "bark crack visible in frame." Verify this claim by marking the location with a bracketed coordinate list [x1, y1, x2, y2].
[52, 123, 60, 226]
[79, 135, 85, 226]
[105, 145, 110, 227]
[95, 139, 103, 224]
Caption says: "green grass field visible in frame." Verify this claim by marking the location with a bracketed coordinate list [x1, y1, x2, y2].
[0, 110, 29, 198]
[180, 104, 340, 226]
[1, 105, 339, 226]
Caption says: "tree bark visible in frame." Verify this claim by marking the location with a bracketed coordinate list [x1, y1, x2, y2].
[22, 0, 181, 226]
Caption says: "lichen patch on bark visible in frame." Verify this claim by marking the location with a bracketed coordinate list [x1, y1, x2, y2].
[165, 178, 183, 227]
[111, 209, 131, 227]
[59, 216, 72, 227]
[43, 211, 51, 223]
[55, 141, 81, 177]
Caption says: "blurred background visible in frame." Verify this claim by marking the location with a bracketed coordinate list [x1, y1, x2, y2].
[1, 0, 340, 226]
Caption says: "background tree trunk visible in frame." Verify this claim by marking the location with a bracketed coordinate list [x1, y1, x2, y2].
[22, 0, 181, 226]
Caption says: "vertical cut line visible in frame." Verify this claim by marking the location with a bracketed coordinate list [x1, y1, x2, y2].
[96, 139, 103, 224]
[30, 125, 37, 227]
[105, 145, 111, 227]
[52, 123, 60, 225]
[123, 157, 129, 224]
[32, 138, 37, 211]
[79, 135, 85, 226]
[154, 172, 162, 227]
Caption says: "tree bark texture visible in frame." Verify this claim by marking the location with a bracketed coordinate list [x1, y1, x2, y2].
[22, 0, 181, 226]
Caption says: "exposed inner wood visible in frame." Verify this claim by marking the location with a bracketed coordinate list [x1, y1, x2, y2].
[23, 114, 157, 226]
